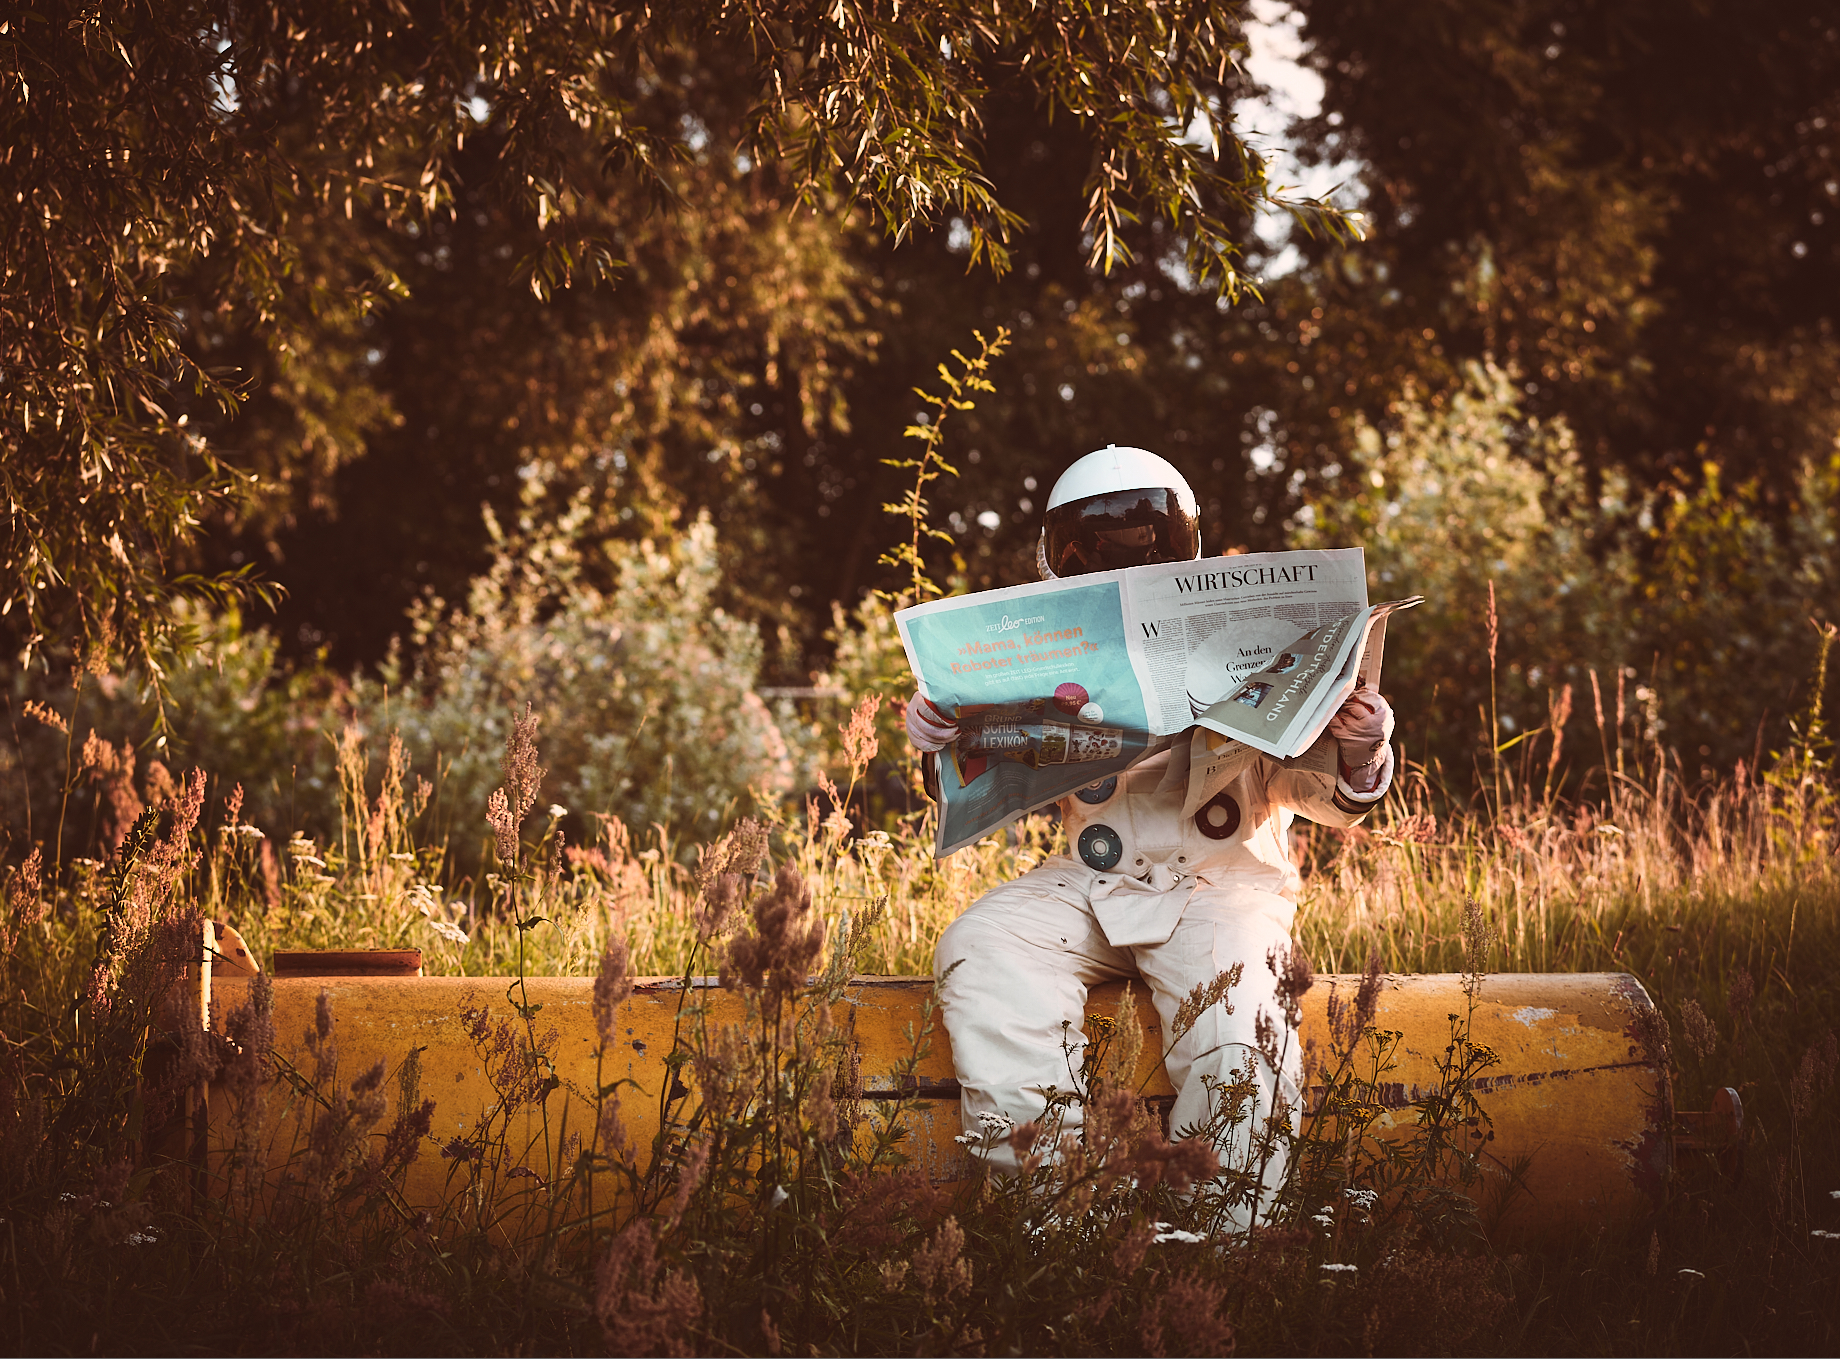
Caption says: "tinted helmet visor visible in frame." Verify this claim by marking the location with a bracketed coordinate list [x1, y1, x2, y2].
[1041, 488, 1200, 577]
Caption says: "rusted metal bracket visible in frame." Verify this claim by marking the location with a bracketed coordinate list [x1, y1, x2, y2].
[1674, 1086, 1745, 1183]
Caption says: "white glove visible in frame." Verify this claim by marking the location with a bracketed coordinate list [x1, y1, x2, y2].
[1326, 685, 1394, 794]
[904, 692, 959, 752]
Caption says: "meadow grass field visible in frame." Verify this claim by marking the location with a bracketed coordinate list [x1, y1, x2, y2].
[2, 687, 1837, 1357]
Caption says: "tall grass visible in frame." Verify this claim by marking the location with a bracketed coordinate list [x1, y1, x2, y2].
[2, 670, 1838, 1353]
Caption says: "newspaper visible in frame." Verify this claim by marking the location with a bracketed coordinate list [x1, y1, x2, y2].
[896, 547, 1420, 855]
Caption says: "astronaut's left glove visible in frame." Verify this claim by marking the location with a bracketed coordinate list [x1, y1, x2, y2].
[1326, 685, 1395, 796]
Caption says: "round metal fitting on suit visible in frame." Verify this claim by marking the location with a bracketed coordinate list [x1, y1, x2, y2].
[1075, 775, 1118, 805]
[1194, 790, 1242, 840]
[1078, 824, 1124, 871]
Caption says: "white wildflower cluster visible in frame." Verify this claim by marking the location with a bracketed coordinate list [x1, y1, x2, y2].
[425, 917, 470, 947]
[124, 1227, 162, 1247]
[1151, 1222, 1208, 1245]
[1342, 1188, 1379, 1213]
[1311, 1209, 1335, 1233]
[415, 884, 470, 947]
[955, 1109, 1014, 1148]
[1813, 1229, 1840, 1241]
[1320, 1262, 1358, 1274]
[233, 824, 265, 839]
[287, 835, 333, 880]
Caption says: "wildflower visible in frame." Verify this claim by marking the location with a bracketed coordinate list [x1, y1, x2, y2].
[953, 1131, 981, 1146]
[236, 824, 266, 839]
[1152, 1224, 1208, 1245]
[1320, 1262, 1358, 1273]
[1830, 1190, 1840, 1200]
[1813, 1230, 1840, 1240]
[548, 804, 568, 819]
[1342, 1188, 1379, 1212]
[1311, 1210, 1335, 1233]
[123, 1228, 161, 1246]
[424, 917, 469, 947]
[976, 1109, 1014, 1136]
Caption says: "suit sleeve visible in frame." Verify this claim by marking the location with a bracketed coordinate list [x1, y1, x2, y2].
[1265, 744, 1395, 827]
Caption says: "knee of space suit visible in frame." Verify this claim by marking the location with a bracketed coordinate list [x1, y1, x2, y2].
[933, 908, 1010, 983]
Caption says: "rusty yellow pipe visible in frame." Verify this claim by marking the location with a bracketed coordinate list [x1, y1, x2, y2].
[209, 969, 1668, 1239]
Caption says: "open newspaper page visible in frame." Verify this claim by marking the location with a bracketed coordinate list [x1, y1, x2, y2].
[1116, 548, 1370, 739]
[897, 572, 1157, 855]
[1180, 597, 1424, 818]
[897, 548, 1376, 856]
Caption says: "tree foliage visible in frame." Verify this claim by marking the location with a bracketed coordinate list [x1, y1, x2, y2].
[2, 0, 1334, 676]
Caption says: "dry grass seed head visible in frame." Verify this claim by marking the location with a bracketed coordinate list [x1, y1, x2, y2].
[911, 1214, 972, 1302]
[1461, 896, 1495, 992]
[718, 863, 823, 1005]
[1268, 941, 1314, 1031]
[1099, 981, 1146, 1092]
[592, 936, 634, 1045]
[594, 1219, 703, 1358]
[1137, 1271, 1235, 1359]
[841, 694, 881, 780]
[487, 703, 546, 868]
[1172, 962, 1241, 1041]
[1679, 999, 1718, 1061]
[1790, 1030, 1838, 1121]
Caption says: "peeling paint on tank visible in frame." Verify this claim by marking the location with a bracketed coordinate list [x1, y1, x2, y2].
[1510, 1006, 1559, 1026]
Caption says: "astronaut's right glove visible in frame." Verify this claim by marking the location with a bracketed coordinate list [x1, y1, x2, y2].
[904, 691, 959, 752]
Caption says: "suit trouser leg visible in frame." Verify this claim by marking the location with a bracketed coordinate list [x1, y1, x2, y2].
[1131, 893, 1301, 1227]
[932, 859, 1132, 1172]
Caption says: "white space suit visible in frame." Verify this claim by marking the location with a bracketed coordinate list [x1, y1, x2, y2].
[910, 444, 1396, 1212]
[931, 735, 1391, 1182]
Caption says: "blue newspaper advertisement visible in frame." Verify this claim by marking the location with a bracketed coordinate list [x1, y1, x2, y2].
[896, 548, 1377, 856]
[898, 575, 1151, 856]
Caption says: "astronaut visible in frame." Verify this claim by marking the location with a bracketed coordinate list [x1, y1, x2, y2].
[906, 446, 1395, 1211]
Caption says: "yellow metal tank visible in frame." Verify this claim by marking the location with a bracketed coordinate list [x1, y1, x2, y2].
[208, 968, 1668, 1239]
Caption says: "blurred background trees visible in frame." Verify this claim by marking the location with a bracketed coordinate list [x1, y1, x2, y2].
[4, 0, 1838, 861]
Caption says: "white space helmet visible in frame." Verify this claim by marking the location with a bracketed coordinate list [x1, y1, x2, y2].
[1036, 445, 1201, 579]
